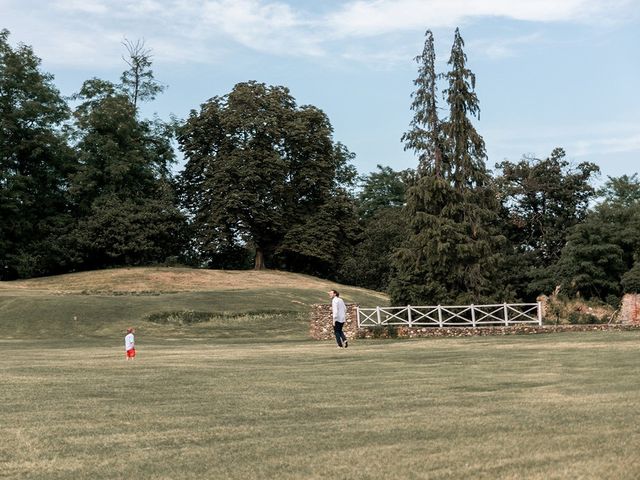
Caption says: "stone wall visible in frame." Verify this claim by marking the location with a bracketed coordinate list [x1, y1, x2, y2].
[619, 293, 640, 324]
[353, 323, 640, 338]
[308, 303, 640, 341]
[309, 303, 359, 340]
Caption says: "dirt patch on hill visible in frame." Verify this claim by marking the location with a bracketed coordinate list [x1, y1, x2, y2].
[0, 267, 386, 300]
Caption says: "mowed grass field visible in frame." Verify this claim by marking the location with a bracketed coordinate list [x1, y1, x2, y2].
[2, 268, 640, 478]
[2, 334, 640, 479]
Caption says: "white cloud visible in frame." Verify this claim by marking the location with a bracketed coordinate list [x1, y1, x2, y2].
[327, 0, 633, 37]
[200, 0, 324, 56]
[486, 122, 640, 168]
[1, 0, 636, 68]
[469, 33, 544, 59]
[53, 0, 109, 15]
[573, 132, 640, 157]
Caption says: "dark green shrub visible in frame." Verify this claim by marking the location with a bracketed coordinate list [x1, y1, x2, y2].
[147, 310, 212, 325]
[368, 325, 398, 338]
[567, 311, 603, 325]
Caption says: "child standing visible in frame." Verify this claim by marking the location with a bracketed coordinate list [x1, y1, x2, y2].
[125, 328, 136, 360]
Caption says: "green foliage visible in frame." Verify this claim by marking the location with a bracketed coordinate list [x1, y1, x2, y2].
[357, 165, 413, 219]
[70, 193, 186, 268]
[401, 30, 444, 177]
[556, 175, 640, 300]
[177, 81, 358, 272]
[566, 311, 604, 325]
[367, 324, 399, 338]
[495, 149, 599, 299]
[276, 192, 360, 277]
[147, 310, 213, 325]
[120, 38, 165, 109]
[339, 207, 409, 291]
[0, 29, 74, 279]
[621, 262, 640, 294]
[556, 220, 626, 299]
[67, 49, 186, 271]
[337, 166, 413, 291]
[389, 29, 506, 305]
[598, 174, 640, 206]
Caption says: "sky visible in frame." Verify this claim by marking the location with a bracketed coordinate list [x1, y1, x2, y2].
[2, 0, 639, 182]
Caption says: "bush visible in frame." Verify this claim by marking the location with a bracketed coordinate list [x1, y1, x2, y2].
[147, 310, 213, 325]
[567, 311, 605, 325]
[368, 325, 398, 338]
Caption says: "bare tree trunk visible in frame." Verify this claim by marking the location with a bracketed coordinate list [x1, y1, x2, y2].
[254, 247, 265, 270]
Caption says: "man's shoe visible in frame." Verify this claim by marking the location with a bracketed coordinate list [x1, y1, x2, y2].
[343, 340, 348, 348]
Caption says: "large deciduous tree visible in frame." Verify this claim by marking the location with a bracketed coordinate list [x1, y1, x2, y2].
[389, 29, 506, 305]
[495, 148, 599, 298]
[556, 174, 640, 301]
[0, 29, 74, 279]
[68, 43, 185, 269]
[177, 81, 358, 272]
[338, 166, 413, 291]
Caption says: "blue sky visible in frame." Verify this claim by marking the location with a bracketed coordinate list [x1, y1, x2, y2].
[3, 0, 639, 182]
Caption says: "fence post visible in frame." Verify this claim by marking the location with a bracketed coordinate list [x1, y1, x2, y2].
[537, 301, 543, 325]
[407, 305, 412, 327]
[471, 304, 476, 327]
[503, 302, 509, 326]
[356, 306, 361, 328]
[376, 306, 381, 325]
[437, 305, 443, 327]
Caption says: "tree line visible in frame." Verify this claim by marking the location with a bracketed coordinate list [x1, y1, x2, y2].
[1, 28, 638, 307]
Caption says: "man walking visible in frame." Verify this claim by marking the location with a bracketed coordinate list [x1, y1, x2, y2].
[329, 289, 348, 348]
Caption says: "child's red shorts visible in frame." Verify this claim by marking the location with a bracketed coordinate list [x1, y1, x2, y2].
[126, 348, 136, 358]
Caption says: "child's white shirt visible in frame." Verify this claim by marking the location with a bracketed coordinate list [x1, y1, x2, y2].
[125, 333, 135, 350]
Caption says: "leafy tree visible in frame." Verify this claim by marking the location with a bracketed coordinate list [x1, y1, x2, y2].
[337, 165, 413, 291]
[621, 261, 640, 294]
[495, 149, 599, 298]
[71, 192, 185, 267]
[357, 165, 413, 219]
[120, 38, 165, 110]
[339, 206, 410, 291]
[557, 174, 640, 300]
[177, 81, 357, 271]
[67, 44, 185, 270]
[555, 220, 626, 299]
[0, 29, 74, 279]
[599, 174, 640, 206]
[389, 29, 506, 305]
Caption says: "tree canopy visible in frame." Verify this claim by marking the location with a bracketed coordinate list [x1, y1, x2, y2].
[0, 29, 73, 279]
[177, 81, 358, 273]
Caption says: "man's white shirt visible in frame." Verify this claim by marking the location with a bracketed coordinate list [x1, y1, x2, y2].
[332, 296, 346, 323]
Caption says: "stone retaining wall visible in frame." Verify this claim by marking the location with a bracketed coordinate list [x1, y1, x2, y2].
[309, 303, 640, 340]
[309, 303, 359, 340]
[354, 323, 640, 339]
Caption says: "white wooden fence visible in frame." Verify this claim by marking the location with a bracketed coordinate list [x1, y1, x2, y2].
[357, 303, 542, 328]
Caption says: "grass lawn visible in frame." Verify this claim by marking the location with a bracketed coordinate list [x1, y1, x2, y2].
[2, 331, 640, 479]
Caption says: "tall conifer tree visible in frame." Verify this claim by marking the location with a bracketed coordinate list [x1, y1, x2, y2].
[389, 28, 505, 305]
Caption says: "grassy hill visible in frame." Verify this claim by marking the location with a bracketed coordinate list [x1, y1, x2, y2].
[0, 267, 388, 339]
